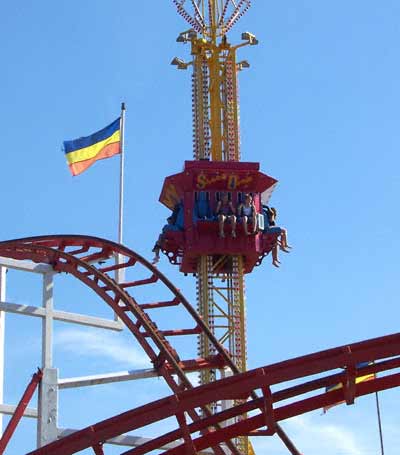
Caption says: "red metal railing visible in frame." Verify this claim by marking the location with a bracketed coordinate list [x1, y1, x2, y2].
[0, 369, 42, 455]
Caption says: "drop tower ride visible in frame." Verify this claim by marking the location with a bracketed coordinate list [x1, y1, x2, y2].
[159, 2, 280, 453]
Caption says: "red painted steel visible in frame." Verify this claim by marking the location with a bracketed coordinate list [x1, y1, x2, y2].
[158, 160, 279, 273]
[159, 161, 277, 209]
[161, 229, 279, 273]
[3, 236, 395, 455]
[0, 235, 231, 375]
[25, 332, 400, 455]
[0, 235, 243, 455]
[92, 444, 104, 455]
[0, 369, 42, 455]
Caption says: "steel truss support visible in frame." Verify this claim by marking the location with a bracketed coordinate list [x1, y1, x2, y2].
[0, 405, 37, 419]
[191, 41, 241, 161]
[192, 56, 211, 159]
[197, 256, 246, 375]
[223, 53, 240, 161]
[197, 255, 249, 452]
[0, 301, 123, 331]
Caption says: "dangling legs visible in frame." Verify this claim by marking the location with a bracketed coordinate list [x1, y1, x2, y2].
[218, 214, 226, 238]
[279, 228, 292, 252]
[272, 242, 280, 268]
[151, 235, 163, 264]
[251, 212, 257, 233]
[230, 215, 237, 238]
[242, 216, 249, 235]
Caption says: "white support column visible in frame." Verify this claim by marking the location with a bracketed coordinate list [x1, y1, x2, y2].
[37, 274, 58, 448]
[37, 368, 58, 448]
[0, 267, 6, 435]
[220, 368, 234, 428]
[42, 273, 54, 368]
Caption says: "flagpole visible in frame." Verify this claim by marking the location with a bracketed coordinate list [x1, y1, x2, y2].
[115, 103, 126, 291]
[118, 102, 126, 246]
[375, 392, 385, 455]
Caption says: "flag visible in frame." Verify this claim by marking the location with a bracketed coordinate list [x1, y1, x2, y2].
[63, 117, 121, 176]
[323, 362, 376, 413]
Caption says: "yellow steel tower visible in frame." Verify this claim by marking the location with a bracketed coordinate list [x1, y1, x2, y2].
[173, 1, 256, 453]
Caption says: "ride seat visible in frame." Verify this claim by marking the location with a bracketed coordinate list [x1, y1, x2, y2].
[193, 192, 213, 222]
[175, 203, 185, 230]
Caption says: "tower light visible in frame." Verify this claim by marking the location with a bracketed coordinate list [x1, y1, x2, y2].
[241, 31, 259, 45]
[171, 57, 192, 70]
[176, 29, 197, 43]
[237, 60, 250, 71]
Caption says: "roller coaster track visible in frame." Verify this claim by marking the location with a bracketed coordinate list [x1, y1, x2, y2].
[0, 235, 296, 454]
[0, 236, 398, 454]
[0, 235, 241, 455]
[26, 333, 400, 455]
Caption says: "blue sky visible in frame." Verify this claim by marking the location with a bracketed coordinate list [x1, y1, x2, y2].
[1, 1, 400, 454]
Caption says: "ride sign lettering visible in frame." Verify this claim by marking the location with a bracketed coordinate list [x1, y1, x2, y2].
[196, 172, 253, 190]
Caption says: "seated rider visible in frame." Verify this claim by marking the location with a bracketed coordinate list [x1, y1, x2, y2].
[237, 193, 257, 235]
[152, 214, 181, 264]
[215, 192, 236, 238]
[263, 205, 291, 268]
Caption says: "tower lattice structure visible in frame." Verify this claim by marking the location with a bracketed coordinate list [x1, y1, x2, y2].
[173, 2, 255, 453]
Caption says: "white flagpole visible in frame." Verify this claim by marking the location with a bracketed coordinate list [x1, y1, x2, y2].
[115, 103, 126, 290]
[118, 102, 126, 245]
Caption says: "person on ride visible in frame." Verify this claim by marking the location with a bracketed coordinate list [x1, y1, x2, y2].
[151, 215, 180, 264]
[263, 205, 291, 268]
[238, 193, 257, 235]
[215, 192, 236, 238]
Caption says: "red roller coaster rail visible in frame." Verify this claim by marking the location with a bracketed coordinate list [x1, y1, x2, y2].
[0, 236, 398, 455]
[26, 333, 400, 455]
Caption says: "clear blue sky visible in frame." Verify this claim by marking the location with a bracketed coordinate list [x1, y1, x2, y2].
[1, 1, 400, 454]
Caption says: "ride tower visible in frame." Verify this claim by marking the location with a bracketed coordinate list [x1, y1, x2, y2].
[160, 2, 279, 452]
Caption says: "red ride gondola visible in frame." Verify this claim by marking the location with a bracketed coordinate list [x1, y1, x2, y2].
[158, 160, 280, 273]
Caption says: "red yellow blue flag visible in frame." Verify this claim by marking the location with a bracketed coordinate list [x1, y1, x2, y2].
[63, 117, 121, 176]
